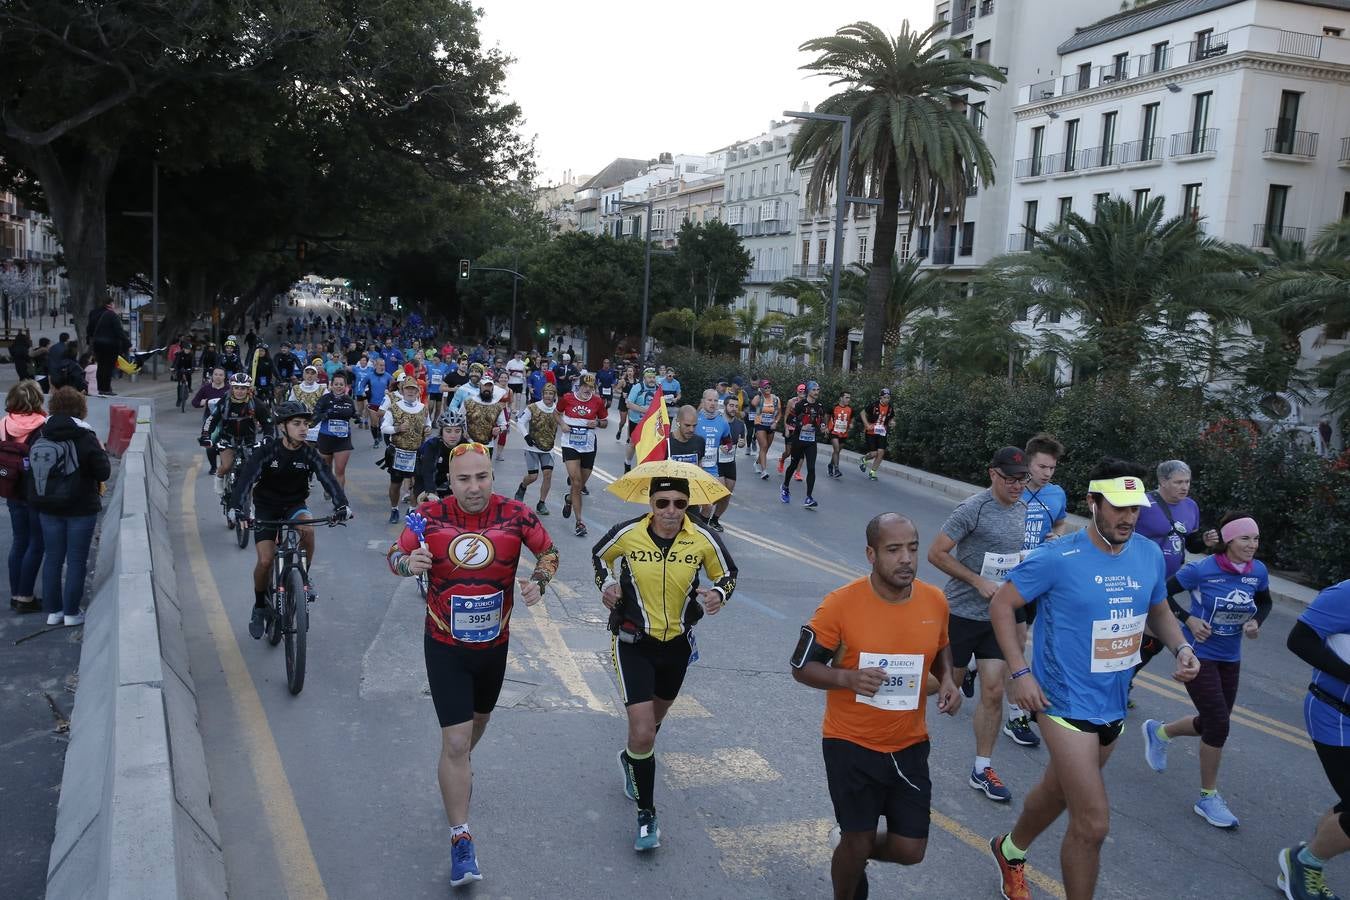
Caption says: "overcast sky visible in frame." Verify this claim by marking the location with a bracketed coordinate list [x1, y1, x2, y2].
[476, 0, 936, 185]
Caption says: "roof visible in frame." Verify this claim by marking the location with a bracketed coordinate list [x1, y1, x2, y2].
[577, 158, 648, 191]
[1057, 0, 1350, 54]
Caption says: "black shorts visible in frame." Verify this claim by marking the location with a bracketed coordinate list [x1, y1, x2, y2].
[1316, 741, 1350, 816]
[316, 433, 353, 455]
[424, 634, 509, 728]
[864, 434, 886, 452]
[1045, 715, 1125, 746]
[754, 424, 776, 435]
[561, 447, 596, 470]
[948, 614, 1004, 665]
[717, 461, 737, 481]
[823, 738, 932, 839]
[611, 632, 693, 706]
[253, 500, 310, 545]
[1015, 603, 1036, 625]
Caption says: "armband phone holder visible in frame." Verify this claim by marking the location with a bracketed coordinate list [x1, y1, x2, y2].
[790, 626, 835, 669]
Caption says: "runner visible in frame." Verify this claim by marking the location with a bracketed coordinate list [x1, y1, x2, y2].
[1142, 512, 1271, 828]
[925, 447, 1028, 802]
[557, 373, 608, 538]
[288, 365, 326, 442]
[613, 365, 635, 442]
[592, 469, 736, 852]
[694, 389, 731, 527]
[1280, 577, 1350, 900]
[667, 405, 705, 468]
[351, 353, 374, 428]
[513, 382, 559, 515]
[380, 379, 431, 524]
[462, 375, 506, 453]
[312, 371, 357, 490]
[749, 380, 780, 479]
[415, 411, 468, 503]
[778, 383, 807, 479]
[493, 370, 513, 455]
[712, 396, 746, 533]
[859, 389, 894, 481]
[826, 390, 853, 479]
[791, 512, 961, 900]
[449, 363, 486, 414]
[658, 367, 681, 410]
[987, 459, 1199, 900]
[505, 351, 527, 411]
[425, 351, 449, 421]
[201, 373, 271, 500]
[363, 356, 394, 447]
[387, 442, 560, 888]
[781, 382, 827, 509]
[623, 368, 660, 472]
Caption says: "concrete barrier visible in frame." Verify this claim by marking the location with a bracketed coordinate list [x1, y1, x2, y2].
[46, 415, 226, 899]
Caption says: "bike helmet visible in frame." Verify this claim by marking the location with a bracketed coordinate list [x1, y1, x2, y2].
[438, 410, 466, 429]
[229, 372, 253, 387]
[224, 337, 238, 349]
[273, 401, 311, 422]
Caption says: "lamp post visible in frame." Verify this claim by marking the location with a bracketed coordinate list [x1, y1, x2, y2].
[470, 265, 527, 348]
[120, 160, 159, 376]
[617, 199, 653, 360]
[783, 111, 881, 369]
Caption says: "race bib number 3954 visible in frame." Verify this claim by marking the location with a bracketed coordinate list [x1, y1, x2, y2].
[450, 591, 504, 643]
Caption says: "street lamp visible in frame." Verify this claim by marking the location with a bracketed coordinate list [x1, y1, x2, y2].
[468, 263, 527, 348]
[120, 160, 159, 376]
[617, 199, 653, 360]
[783, 110, 880, 369]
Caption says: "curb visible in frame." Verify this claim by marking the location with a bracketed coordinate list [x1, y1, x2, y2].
[46, 412, 226, 898]
[836, 447, 1319, 608]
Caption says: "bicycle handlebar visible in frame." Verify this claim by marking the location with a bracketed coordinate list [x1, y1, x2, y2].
[247, 515, 348, 529]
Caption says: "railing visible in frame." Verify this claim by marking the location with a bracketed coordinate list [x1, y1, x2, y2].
[1265, 127, 1318, 157]
[1062, 70, 1093, 96]
[746, 269, 787, 284]
[1169, 128, 1219, 156]
[1134, 48, 1170, 77]
[1097, 59, 1133, 85]
[0, 199, 15, 215]
[959, 243, 975, 256]
[1008, 232, 1037, 252]
[979, 0, 994, 15]
[1341, 136, 1350, 162]
[1253, 224, 1306, 247]
[798, 209, 816, 223]
[951, 9, 975, 34]
[792, 264, 826, 279]
[1026, 79, 1055, 101]
[1118, 137, 1164, 164]
[1015, 155, 1055, 178]
[1076, 144, 1117, 170]
[931, 245, 956, 265]
[1277, 30, 1322, 57]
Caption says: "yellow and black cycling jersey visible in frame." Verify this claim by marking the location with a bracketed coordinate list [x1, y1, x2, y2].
[591, 513, 737, 642]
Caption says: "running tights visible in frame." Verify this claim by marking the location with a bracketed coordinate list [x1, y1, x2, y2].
[1184, 658, 1240, 748]
[784, 441, 817, 495]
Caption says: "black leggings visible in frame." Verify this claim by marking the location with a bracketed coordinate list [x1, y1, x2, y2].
[784, 440, 817, 495]
[1315, 741, 1350, 836]
[1184, 658, 1240, 748]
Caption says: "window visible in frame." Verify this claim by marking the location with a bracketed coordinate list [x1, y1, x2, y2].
[1190, 91, 1212, 153]
[1030, 126, 1045, 175]
[1182, 183, 1202, 222]
[817, 238, 828, 265]
[1063, 119, 1080, 171]
[971, 101, 986, 135]
[1343, 191, 1350, 220]
[1149, 40, 1169, 74]
[960, 222, 975, 255]
[761, 167, 769, 195]
[1195, 28, 1214, 58]
[1275, 90, 1302, 153]
[1133, 189, 1151, 213]
[1057, 196, 1073, 221]
[1021, 201, 1038, 250]
[801, 239, 811, 266]
[1325, 26, 1344, 37]
[976, 40, 991, 61]
[1093, 192, 1110, 221]
[917, 225, 932, 258]
[1138, 103, 1160, 161]
[898, 232, 912, 262]
[1264, 184, 1289, 244]
[1111, 52, 1129, 80]
[857, 235, 869, 264]
[1100, 111, 1117, 165]
[773, 163, 782, 192]
[1076, 62, 1092, 91]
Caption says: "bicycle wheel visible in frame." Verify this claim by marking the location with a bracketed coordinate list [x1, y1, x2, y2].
[266, 584, 284, 646]
[283, 565, 307, 695]
[177, 379, 188, 412]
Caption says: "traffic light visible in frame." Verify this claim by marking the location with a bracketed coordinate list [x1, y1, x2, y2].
[459, 259, 471, 280]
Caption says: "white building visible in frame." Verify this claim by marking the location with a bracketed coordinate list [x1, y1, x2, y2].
[1006, 0, 1350, 381]
[723, 120, 800, 316]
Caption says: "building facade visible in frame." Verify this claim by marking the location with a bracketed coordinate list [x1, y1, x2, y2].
[0, 190, 67, 325]
[723, 120, 800, 316]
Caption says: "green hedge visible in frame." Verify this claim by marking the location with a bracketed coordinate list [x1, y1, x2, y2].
[660, 349, 1348, 587]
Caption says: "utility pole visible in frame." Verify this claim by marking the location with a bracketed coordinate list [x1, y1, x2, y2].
[618, 199, 653, 360]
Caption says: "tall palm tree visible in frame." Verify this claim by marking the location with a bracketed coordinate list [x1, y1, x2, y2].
[872, 254, 950, 347]
[732, 301, 793, 362]
[769, 272, 866, 361]
[986, 196, 1234, 376]
[791, 20, 1004, 369]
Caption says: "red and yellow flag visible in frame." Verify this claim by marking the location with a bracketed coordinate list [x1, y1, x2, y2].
[632, 386, 670, 464]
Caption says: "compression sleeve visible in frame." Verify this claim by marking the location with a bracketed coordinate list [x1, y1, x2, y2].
[1254, 588, 1272, 626]
[1288, 620, 1350, 684]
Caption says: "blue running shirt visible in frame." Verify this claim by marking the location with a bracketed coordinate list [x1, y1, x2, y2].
[693, 412, 730, 475]
[1008, 530, 1167, 723]
[1174, 556, 1269, 663]
[1300, 579, 1350, 746]
[1021, 483, 1068, 551]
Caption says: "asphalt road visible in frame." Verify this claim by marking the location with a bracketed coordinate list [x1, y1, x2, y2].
[156, 310, 1335, 900]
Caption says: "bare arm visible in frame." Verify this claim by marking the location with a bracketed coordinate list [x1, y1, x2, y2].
[927, 531, 998, 599]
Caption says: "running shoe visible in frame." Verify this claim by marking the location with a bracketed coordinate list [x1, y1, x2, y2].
[635, 809, 661, 851]
[1278, 844, 1338, 900]
[575, 522, 587, 538]
[970, 767, 1012, 802]
[449, 833, 482, 886]
[990, 835, 1031, 900]
[248, 606, 266, 640]
[514, 484, 527, 502]
[708, 516, 724, 532]
[1194, 792, 1239, 828]
[753, 462, 763, 475]
[562, 494, 572, 518]
[760, 470, 770, 480]
[619, 749, 636, 801]
[803, 497, 818, 510]
[859, 460, 867, 473]
[387, 507, 399, 524]
[794, 470, 803, 482]
[582, 485, 589, 496]
[780, 486, 790, 504]
[962, 669, 977, 698]
[1142, 719, 1168, 772]
[868, 471, 878, 481]
[1003, 716, 1040, 747]
[536, 501, 550, 515]
[46, 612, 63, 626]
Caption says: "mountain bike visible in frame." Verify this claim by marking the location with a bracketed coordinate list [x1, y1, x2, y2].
[175, 370, 192, 412]
[220, 441, 260, 549]
[249, 513, 347, 695]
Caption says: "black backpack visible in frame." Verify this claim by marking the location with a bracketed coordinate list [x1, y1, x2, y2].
[28, 434, 82, 509]
[0, 422, 37, 500]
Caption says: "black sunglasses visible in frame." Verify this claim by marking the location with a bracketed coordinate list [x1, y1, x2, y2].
[653, 497, 688, 510]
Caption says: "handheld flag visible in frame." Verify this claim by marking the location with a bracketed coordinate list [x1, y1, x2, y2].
[631, 386, 670, 464]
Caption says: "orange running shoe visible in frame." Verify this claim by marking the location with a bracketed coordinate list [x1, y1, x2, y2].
[990, 835, 1031, 900]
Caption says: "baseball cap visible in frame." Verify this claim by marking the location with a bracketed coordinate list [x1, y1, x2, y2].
[796, 383, 806, 393]
[880, 387, 891, 396]
[651, 477, 690, 497]
[580, 373, 596, 386]
[1088, 476, 1153, 507]
[990, 446, 1030, 476]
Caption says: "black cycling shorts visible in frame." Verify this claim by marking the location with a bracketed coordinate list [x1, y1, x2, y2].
[561, 448, 596, 470]
[823, 738, 932, 838]
[424, 634, 509, 728]
[253, 501, 311, 545]
[717, 461, 737, 481]
[611, 632, 693, 706]
[1045, 715, 1125, 747]
[948, 614, 1004, 666]
[864, 434, 886, 452]
[316, 433, 353, 455]
[1315, 741, 1350, 819]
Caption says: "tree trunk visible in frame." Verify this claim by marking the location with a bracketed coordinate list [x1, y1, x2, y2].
[863, 165, 902, 370]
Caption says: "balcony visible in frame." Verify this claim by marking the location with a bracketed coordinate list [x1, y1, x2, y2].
[792, 264, 832, 279]
[1075, 144, 1119, 170]
[979, 0, 994, 15]
[1169, 128, 1219, 158]
[1015, 155, 1058, 179]
[0, 199, 14, 216]
[1252, 224, 1306, 248]
[931, 245, 956, 265]
[950, 9, 975, 34]
[1008, 232, 1038, 252]
[1096, 59, 1133, 86]
[1118, 137, 1164, 166]
[1340, 137, 1350, 166]
[1017, 79, 1056, 104]
[1264, 127, 1318, 159]
[745, 268, 787, 284]
[798, 208, 815, 223]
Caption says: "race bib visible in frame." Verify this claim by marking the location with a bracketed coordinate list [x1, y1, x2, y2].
[1209, 598, 1255, 634]
[305, 426, 320, 443]
[798, 425, 816, 443]
[702, 437, 718, 466]
[450, 591, 503, 643]
[856, 652, 924, 711]
[833, 416, 848, 433]
[979, 551, 1021, 583]
[672, 452, 699, 465]
[873, 424, 887, 436]
[759, 412, 774, 425]
[601, 386, 612, 397]
[393, 448, 417, 473]
[1090, 613, 1145, 673]
[431, 371, 443, 385]
[717, 441, 737, 464]
[324, 419, 350, 438]
[567, 426, 591, 450]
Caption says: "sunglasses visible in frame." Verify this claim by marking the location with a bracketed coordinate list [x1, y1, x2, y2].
[450, 442, 491, 458]
[653, 497, 688, 510]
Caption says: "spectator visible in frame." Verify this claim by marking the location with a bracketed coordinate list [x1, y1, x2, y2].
[2, 380, 47, 613]
[81, 352, 98, 394]
[10, 330, 33, 381]
[32, 387, 111, 627]
[49, 341, 88, 394]
[31, 337, 51, 391]
[87, 297, 130, 396]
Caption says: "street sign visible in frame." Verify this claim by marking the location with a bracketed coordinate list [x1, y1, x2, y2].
[767, 325, 785, 337]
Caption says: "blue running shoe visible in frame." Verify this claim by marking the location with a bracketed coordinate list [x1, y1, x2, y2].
[619, 749, 636, 801]
[1002, 716, 1040, 747]
[780, 486, 790, 504]
[969, 766, 1012, 802]
[635, 809, 661, 851]
[1142, 719, 1168, 773]
[1194, 792, 1238, 828]
[1278, 843, 1339, 900]
[803, 497, 819, 510]
[450, 834, 482, 886]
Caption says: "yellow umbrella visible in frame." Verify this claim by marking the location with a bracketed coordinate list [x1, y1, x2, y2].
[607, 460, 729, 506]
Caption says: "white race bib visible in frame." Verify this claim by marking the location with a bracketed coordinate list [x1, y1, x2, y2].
[979, 551, 1022, 583]
[305, 426, 320, 443]
[393, 448, 417, 473]
[759, 411, 775, 425]
[324, 419, 349, 438]
[873, 424, 887, 436]
[1090, 613, 1145, 673]
[431, 371, 443, 385]
[567, 425, 592, 451]
[702, 437, 718, 466]
[798, 425, 816, 443]
[856, 652, 924, 711]
[717, 442, 737, 464]
[451, 591, 503, 643]
[1210, 599, 1255, 634]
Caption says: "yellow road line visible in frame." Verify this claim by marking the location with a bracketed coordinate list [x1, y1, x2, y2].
[180, 457, 329, 899]
[1134, 670, 1308, 740]
[1129, 675, 1312, 749]
[931, 811, 1067, 898]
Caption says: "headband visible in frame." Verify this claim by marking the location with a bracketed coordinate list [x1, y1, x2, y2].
[1220, 517, 1259, 543]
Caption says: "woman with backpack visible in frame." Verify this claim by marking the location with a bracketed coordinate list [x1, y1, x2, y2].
[30, 387, 111, 627]
[2, 381, 46, 614]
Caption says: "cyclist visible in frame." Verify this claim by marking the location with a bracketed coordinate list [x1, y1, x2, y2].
[415, 410, 468, 503]
[220, 337, 243, 376]
[988, 459, 1198, 900]
[623, 367, 660, 472]
[1280, 577, 1350, 900]
[858, 389, 894, 481]
[557, 373, 608, 538]
[826, 390, 853, 479]
[592, 472, 737, 852]
[250, 343, 275, 399]
[1142, 512, 1271, 828]
[363, 356, 394, 447]
[312, 370, 357, 490]
[711, 396, 746, 532]
[781, 381, 827, 510]
[926, 447, 1028, 803]
[513, 382, 559, 514]
[387, 441, 560, 888]
[273, 341, 300, 399]
[791, 513, 961, 900]
[172, 340, 196, 395]
[381, 378, 431, 523]
[749, 380, 780, 479]
[192, 367, 230, 474]
[227, 401, 350, 640]
[201, 373, 271, 500]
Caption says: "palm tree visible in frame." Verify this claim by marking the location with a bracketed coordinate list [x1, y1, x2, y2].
[769, 272, 866, 361]
[986, 196, 1235, 376]
[898, 287, 1027, 376]
[872, 254, 950, 347]
[732, 301, 792, 363]
[791, 20, 1005, 370]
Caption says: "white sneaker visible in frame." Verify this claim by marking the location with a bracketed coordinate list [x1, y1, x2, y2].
[47, 613, 63, 626]
[64, 614, 86, 627]
[213, 476, 224, 497]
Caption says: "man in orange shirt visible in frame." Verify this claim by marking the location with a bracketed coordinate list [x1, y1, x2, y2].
[826, 390, 853, 479]
[791, 512, 963, 900]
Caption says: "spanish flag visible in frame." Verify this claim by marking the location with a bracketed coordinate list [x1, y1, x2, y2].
[631, 386, 669, 464]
